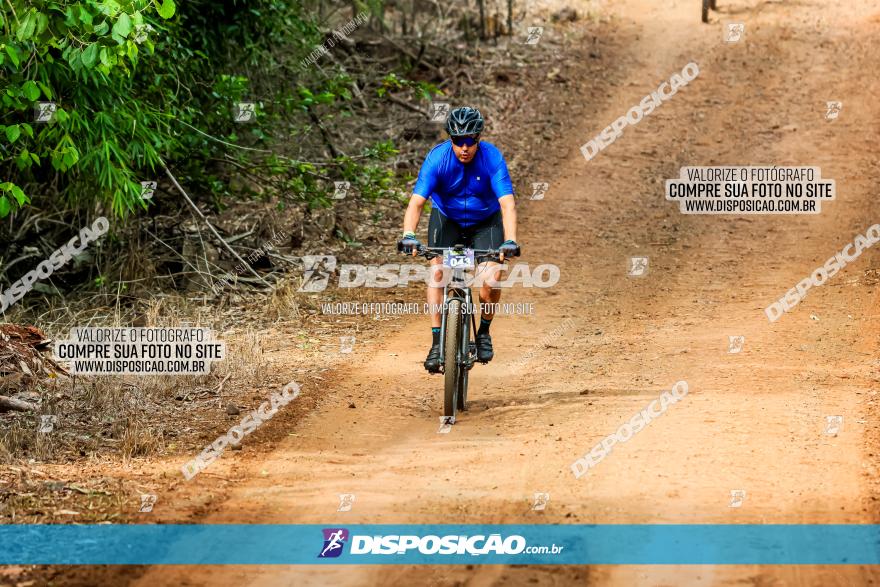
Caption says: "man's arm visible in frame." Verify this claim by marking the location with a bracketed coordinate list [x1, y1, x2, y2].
[400, 194, 428, 255]
[489, 146, 516, 244]
[406, 145, 436, 236]
[403, 194, 427, 235]
[498, 194, 517, 242]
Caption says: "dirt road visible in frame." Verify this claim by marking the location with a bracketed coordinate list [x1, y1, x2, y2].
[128, 0, 880, 584]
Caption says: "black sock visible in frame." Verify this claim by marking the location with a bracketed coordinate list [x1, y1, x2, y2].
[478, 317, 492, 335]
[432, 327, 441, 345]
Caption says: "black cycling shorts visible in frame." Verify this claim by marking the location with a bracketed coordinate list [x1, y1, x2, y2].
[428, 207, 504, 250]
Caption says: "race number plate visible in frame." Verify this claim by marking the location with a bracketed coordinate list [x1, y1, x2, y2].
[443, 249, 475, 269]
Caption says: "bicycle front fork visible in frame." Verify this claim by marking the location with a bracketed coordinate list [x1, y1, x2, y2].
[439, 287, 478, 370]
[459, 289, 477, 371]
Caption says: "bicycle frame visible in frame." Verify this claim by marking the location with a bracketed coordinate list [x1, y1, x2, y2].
[402, 242, 518, 418]
[437, 263, 477, 373]
[422, 245, 502, 373]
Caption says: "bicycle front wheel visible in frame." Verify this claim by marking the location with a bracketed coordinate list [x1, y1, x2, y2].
[457, 365, 468, 412]
[443, 299, 462, 419]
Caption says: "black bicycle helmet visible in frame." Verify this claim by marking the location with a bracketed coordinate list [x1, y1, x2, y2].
[445, 107, 484, 136]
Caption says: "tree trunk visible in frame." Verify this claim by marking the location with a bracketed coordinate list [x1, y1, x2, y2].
[378, 3, 387, 34]
[477, 0, 485, 40]
[508, 0, 513, 36]
[0, 395, 36, 412]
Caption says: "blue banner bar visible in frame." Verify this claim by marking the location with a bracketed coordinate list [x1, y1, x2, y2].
[1, 525, 878, 565]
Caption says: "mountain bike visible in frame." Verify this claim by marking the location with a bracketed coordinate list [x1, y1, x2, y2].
[702, 0, 717, 23]
[412, 244, 518, 421]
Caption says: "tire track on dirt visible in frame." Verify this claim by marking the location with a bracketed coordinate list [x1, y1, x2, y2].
[119, 1, 880, 586]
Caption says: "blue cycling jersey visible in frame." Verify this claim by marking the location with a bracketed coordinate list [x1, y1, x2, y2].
[412, 140, 514, 227]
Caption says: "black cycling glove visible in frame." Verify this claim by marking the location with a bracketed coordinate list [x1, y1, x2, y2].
[499, 239, 521, 259]
[397, 231, 421, 254]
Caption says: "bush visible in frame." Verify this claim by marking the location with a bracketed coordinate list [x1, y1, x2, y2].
[0, 0, 396, 221]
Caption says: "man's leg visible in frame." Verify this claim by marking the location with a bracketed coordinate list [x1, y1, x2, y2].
[427, 257, 444, 329]
[474, 261, 507, 361]
[478, 261, 505, 319]
[423, 256, 446, 372]
[424, 207, 459, 372]
[472, 211, 507, 362]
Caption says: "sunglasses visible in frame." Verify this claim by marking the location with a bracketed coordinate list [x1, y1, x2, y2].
[451, 135, 480, 147]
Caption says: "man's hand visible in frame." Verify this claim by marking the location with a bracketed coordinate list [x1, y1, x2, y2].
[397, 231, 421, 255]
[499, 239, 521, 261]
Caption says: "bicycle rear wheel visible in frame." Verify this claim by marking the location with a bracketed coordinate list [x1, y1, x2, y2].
[443, 299, 462, 419]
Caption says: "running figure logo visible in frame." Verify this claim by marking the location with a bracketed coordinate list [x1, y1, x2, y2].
[38, 415, 57, 433]
[727, 335, 745, 354]
[724, 23, 745, 43]
[438, 415, 455, 433]
[628, 256, 649, 277]
[337, 493, 355, 512]
[825, 101, 842, 120]
[729, 489, 746, 508]
[430, 101, 450, 122]
[299, 255, 337, 292]
[339, 336, 355, 354]
[35, 101, 57, 123]
[825, 415, 843, 435]
[525, 27, 544, 45]
[234, 102, 256, 122]
[532, 492, 550, 511]
[140, 181, 157, 201]
[139, 494, 157, 513]
[530, 182, 549, 200]
[333, 181, 350, 200]
[318, 528, 349, 558]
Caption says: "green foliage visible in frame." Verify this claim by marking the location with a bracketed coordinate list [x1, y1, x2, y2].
[1, 0, 404, 225]
[377, 72, 440, 101]
[329, 140, 397, 204]
[1, 0, 177, 217]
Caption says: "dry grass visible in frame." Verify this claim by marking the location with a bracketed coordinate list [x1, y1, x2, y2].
[0, 295, 279, 466]
[119, 419, 163, 460]
[266, 278, 302, 323]
[0, 295, 287, 523]
[0, 421, 30, 463]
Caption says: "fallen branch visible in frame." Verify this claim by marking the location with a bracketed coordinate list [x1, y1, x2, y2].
[162, 164, 271, 288]
[381, 35, 442, 74]
[387, 94, 429, 117]
[307, 109, 342, 158]
[214, 373, 231, 396]
[214, 372, 232, 408]
[233, 274, 282, 284]
[0, 395, 35, 412]
[223, 230, 256, 245]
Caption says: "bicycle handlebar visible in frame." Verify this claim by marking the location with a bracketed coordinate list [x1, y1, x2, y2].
[408, 244, 521, 262]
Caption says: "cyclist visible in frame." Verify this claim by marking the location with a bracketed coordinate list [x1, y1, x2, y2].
[397, 106, 520, 373]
